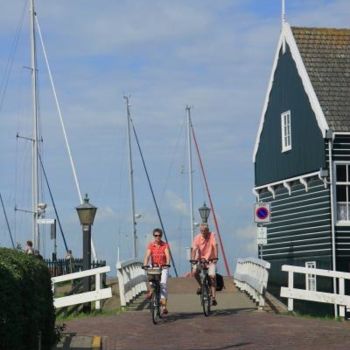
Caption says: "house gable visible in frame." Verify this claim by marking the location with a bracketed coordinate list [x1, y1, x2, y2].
[254, 38, 325, 186]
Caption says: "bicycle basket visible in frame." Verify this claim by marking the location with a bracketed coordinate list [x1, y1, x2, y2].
[147, 267, 162, 281]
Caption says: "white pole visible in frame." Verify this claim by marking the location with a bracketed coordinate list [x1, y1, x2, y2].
[281, 0, 286, 53]
[124, 96, 137, 258]
[35, 17, 97, 260]
[30, 0, 39, 251]
[328, 134, 338, 318]
[186, 106, 195, 244]
[35, 17, 82, 203]
[281, 0, 286, 26]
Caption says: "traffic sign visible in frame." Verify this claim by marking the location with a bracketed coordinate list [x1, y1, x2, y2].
[254, 202, 271, 223]
[257, 226, 267, 245]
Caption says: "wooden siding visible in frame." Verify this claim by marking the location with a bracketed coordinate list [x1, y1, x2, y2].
[258, 178, 333, 313]
[255, 44, 325, 186]
[259, 178, 332, 260]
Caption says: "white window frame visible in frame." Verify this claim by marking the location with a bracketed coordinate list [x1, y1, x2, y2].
[281, 110, 292, 152]
[334, 162, 350, 225]
[305, 261, 316, 291]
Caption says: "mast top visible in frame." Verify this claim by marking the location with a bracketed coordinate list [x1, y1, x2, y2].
[281, 0, 286, 27]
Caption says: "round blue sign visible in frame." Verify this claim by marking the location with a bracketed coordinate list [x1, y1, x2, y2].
[256, 207, 269, 220]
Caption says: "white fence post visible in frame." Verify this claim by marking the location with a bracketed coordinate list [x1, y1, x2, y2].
[95, 271, 101, 310]
[288, 270, 294, 312]
[339, 277, 345, 318]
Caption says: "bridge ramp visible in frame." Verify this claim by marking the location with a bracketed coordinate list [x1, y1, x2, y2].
[166, 276, 256, 313]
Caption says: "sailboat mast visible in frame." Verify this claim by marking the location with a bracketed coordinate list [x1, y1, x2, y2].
[186, 106, 195, 243]
[30, 0, 39, 251]
[124, 96, 137, 258]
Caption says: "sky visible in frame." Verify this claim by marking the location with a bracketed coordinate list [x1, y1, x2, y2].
[0, 0, 349, 276]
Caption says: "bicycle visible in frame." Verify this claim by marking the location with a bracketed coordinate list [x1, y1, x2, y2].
[142, 264, 170, 324]
[190, 258, 217, 316]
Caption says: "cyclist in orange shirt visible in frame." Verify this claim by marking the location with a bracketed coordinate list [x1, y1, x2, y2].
[144, 228, 170, 314]
[191, 223, 218, 306]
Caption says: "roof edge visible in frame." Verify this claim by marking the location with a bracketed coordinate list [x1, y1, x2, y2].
[253, 22, 329, 163]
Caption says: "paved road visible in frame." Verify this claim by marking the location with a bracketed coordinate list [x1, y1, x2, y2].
[60, 278, 350, 350]
[63, 309, 350, 350]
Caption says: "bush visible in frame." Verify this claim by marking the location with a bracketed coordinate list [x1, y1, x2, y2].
[0, 248, 56, 350]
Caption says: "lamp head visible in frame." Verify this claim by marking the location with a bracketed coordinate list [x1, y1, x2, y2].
[198, 202, 211, 223]
[76, 194, 97, 226]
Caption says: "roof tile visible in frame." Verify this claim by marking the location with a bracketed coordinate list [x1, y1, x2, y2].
[292, 27, 350, 131]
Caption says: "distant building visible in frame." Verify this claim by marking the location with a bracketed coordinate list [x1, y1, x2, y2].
[253, 22, 350, 314]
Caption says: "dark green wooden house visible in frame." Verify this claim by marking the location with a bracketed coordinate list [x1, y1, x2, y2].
[253, 22, 350, 314]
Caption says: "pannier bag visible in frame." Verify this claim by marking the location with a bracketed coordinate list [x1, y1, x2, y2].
[216, 273, 224, 291]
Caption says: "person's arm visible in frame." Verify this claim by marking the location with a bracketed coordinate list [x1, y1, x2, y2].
[212, 234, 218, 261]
[191, 241, 198, 260]
[164, 247, 170, 265]
[144, 248, 151, 266]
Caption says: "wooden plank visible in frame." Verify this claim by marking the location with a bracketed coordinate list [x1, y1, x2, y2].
[52, 266, 110, 283]
[54, 288, 112, 308]
[282, 265, 350, 279]
[281, 287, 350, 306]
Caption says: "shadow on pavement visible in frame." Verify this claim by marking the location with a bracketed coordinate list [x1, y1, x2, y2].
[54, 332, 93, 350]
[163, 307, 256, 323]
[187, 342, 253, 350]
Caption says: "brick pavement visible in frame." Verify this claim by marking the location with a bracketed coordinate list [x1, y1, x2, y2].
[63, 309, 350, 350]
[60, 278, 350, 350]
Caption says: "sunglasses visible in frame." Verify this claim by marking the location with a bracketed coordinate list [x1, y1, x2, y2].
[153, 234, 161, 237]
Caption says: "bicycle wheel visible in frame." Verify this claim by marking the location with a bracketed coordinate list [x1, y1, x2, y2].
[201, 277, 211, 316]
[151, 288, 161, 324]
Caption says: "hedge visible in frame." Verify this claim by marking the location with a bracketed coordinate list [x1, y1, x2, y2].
[0, 248, 56, 350]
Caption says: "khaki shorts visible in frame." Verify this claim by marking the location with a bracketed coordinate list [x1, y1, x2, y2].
[192, 262, 216, 277]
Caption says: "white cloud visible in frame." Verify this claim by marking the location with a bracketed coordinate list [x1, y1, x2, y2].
[234, 224, 257, 257]
[165, 190, 188, 216]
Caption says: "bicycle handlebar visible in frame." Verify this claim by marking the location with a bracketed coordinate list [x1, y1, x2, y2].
[189, 258, 218, 265]
[142, 264, 171, 269]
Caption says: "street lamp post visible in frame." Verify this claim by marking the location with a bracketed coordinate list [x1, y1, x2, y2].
[198, 202, 211, 224]
[76, 194, 97, 312]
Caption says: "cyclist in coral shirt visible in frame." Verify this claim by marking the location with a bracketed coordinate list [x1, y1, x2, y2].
[191, 223, 218, 306]
[144, 228, 170, 314]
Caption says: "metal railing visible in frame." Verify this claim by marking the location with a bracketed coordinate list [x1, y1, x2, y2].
[234, 257, 270, 308]
[44, 258, 106, 276]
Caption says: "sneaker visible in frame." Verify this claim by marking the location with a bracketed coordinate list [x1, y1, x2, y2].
[196, 287, 202, 295]
[212, 298, 217, 306]
[162, 307, 168, 315]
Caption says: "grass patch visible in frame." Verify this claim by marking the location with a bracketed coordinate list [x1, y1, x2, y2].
[284, 311, 345, 322]
[55, 306, 123, 322]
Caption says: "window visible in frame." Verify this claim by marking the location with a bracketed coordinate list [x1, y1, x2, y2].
[305, 261, 316, 291]
[281, 110, 292, 152]
[335, 163, 350, 223]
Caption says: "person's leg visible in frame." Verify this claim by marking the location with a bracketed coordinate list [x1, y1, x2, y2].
[192, 264, 202, 293]
[145, 281, 153, 299]
[209, 263, 217, 304]
[160, 268, 169, 313]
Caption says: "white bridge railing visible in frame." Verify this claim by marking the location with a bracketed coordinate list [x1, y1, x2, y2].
[116, 259, 147, 307]
[52, 266, 112, 309]
[281, 265, 350, 318]
[234, 257, 270, 308]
